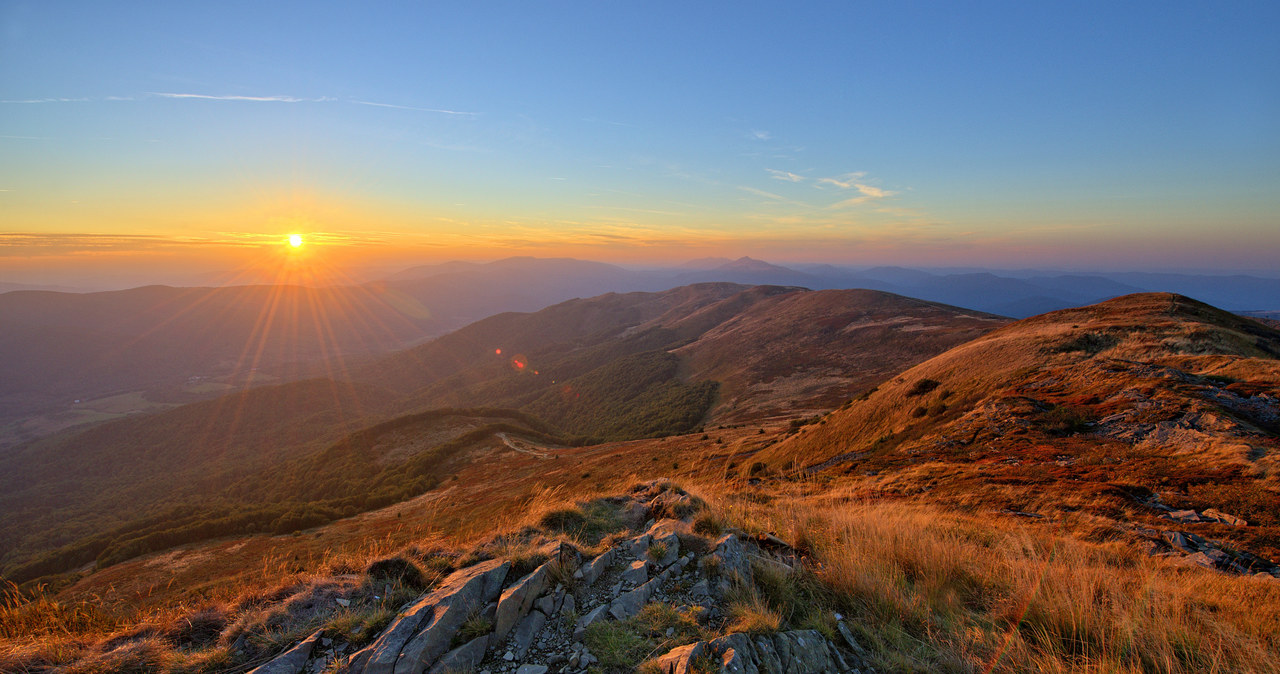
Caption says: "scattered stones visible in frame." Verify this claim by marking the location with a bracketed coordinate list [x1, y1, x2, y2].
[1201, 508, 1248, 527]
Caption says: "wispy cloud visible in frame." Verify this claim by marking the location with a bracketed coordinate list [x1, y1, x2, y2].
[816, 172, 896, 208]
[0, 97, 91, 104]
[815, 172, 867, 189]
[2, 93, 478, 116]
[766, 169, 805, 183]
[149, 92, 326, 103]
[350, 100, 478, 116]
[738, 186, 789, 201]
[748, 129, 772, 141]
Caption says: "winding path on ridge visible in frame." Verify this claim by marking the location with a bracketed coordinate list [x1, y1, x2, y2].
[497, 432, 555, 459]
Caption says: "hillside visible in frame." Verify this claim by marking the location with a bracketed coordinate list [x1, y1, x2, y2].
[0, 258, 673, 447]
[0, 407, 567, 586]
[3, 293, 1280, 674]
[672, 288, 1003, 419]
[756, 293, 1280, 566]
[0, 284, 1004, 585]
[360, 284, 1005, 426]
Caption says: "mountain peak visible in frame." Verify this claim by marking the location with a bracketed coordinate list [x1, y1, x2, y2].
[716, 257, 794, 273]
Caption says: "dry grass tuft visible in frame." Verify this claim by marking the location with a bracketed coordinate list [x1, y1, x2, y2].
[709, 491, 1280, 673]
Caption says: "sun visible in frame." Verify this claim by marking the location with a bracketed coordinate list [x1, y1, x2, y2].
[287, 234, 303, 248]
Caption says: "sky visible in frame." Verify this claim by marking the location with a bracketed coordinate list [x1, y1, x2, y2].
[2, 1, 1279, 286]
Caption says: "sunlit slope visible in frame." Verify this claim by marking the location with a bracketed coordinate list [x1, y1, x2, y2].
[361, 284, 1007, 426]
[672, 288, 1006, 419]
[0, 283, 1012, 583]
[0, 407, 563, 584]
[759, 293, 1280, 481]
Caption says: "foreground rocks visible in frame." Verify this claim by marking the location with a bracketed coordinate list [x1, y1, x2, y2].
[652, 629, 856, 674]
[261, 480, 874, 674]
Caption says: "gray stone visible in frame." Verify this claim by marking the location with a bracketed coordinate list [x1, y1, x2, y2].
[515, 666, 548, 674]
[689, 579, 710, 599]
[752, 635, 780, 673]
[624, 534, 653, 558]
[426, 635, 488, 674]
[580, 549, 614, 586]
[651, 641, 705, 674]
[1165, 509, 1202, 523]
[495, 560, 555, 640]
[837, 620, 867, 654]
[706, 534, 751, 586]
[1203, 508, 1247, 527]
[562, 593, 575, 616]
[649, 533, 681, 568]
[511, 610, 548, 660]
[708, 633, 759, 674]
[534, 593, 557, 616]
[609, 574, 662, 621]
[644, 518, 692, 539]
[351, 559, 510, 674]
[622, 560, 648, 585]
[1161, 531, 1196, 552]
[573, 605, 609, 641]
[248, 629, 323, 674]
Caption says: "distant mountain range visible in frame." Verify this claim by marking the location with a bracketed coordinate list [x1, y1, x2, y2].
[2, 256, 1276, 446]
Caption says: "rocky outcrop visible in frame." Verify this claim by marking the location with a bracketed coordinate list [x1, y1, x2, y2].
[1162, 507, 1248, 527]
[249, 480, 865, 674]
[1126, 526, 1280, 578]
[651, 629, 858, 674]
[348, 558, 510, 674]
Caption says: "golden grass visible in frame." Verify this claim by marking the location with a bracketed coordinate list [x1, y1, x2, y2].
[704, 487, 1280, 674]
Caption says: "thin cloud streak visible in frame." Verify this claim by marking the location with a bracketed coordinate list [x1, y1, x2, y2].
[149, 92, 326, 103]
[767, 169, 805, 182]
[3, 93, 477, 116]
[350, 100, 479, 116]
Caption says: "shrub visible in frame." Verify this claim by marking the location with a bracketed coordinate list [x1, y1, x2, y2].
[364, 556, 429, 590]
[164, 607, 228, 647]
[692, 514, 724, 537]
[907, 379, 942, 396]
[538, 507, 588, 533]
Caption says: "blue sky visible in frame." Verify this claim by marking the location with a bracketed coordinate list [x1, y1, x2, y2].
[2, 1, 1278, 280]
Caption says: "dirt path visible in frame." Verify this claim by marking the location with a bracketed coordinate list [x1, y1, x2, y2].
[496, 432, 555, 459]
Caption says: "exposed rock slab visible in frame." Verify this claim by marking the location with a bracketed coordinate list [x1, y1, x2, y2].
[651, 629, 853, 674]
[248, 629, 323, 674]
[425, 635, 488, 674]
[349, 559, 510, 674]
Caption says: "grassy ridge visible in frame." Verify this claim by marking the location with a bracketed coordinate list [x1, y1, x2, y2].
[1, 410, 566, 585]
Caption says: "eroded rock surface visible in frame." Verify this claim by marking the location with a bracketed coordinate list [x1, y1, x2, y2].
[267, 481, 868, 673]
